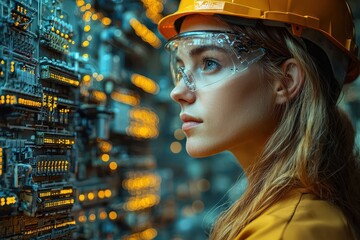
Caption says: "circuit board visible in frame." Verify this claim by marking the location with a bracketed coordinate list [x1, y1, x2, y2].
[0, 0, 162, 239]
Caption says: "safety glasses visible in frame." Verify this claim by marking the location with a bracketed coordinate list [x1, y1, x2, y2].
[165, 31, 266, 91]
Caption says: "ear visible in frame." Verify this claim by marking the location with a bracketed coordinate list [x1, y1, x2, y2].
[274, 58, 305, 104]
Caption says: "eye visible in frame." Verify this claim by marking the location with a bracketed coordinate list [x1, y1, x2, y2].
[202, 58, 220, 72]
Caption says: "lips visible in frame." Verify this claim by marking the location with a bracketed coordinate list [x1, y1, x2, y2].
[180, 114, 203, 132]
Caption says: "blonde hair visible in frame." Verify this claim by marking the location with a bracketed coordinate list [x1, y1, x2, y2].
[210, 21, 360, 240]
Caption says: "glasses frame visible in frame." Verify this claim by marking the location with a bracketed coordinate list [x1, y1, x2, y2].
[165, 30, 266, 92]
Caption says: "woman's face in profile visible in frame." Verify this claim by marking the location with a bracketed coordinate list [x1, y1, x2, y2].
[170, 15, 279, 159]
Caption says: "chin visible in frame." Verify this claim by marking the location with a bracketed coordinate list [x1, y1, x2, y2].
[185, 144, 220, 158]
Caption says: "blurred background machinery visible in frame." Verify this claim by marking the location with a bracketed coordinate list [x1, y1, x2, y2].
[0, 0, 359, 240]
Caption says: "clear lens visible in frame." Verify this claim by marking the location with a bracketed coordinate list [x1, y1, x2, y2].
[165, 31, 265, 91]
[177, 67, 195, 91]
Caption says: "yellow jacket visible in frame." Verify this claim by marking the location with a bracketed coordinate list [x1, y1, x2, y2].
[235, 189, 356, 240]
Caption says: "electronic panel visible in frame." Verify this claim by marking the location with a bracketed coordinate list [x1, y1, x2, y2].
[0, 0, 163, 239]
[0, 0, 77, 239]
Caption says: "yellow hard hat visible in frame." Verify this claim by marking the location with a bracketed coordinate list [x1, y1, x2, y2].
[158, 0, 359, 83]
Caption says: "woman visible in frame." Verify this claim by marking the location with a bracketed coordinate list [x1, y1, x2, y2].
[158, 0, 360, 239]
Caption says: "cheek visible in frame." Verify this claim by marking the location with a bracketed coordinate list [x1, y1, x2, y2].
[212, 75, 272, 116]
[202, 72, 276, 136]
[184, 68, 277, 157]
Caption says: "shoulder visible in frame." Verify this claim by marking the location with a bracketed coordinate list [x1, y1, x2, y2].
[235, 190, 355, 240]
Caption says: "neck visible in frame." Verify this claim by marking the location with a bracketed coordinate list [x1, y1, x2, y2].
[229, 137, 269, 175]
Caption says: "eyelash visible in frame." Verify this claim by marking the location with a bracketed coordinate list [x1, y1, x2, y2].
[175, 56, 222, 73]
[201, 58, 221, 72]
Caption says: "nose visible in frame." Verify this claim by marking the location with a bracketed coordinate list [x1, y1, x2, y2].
[170, 80, 196, 104]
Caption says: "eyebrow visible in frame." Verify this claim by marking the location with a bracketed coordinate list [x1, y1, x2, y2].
[189, 45, 229, 57]
[174, 44, 230, 64]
